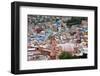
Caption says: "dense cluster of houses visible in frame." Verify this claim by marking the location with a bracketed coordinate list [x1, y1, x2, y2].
[27, 15, 88, 61]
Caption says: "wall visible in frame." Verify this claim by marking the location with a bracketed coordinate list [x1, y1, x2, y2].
[0, 0, 99, 76]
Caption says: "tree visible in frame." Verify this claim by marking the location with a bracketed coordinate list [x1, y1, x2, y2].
[67, 17, 87, 27]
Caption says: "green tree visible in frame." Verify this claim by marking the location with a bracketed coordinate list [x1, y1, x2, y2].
[67, 17, 87, 27]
